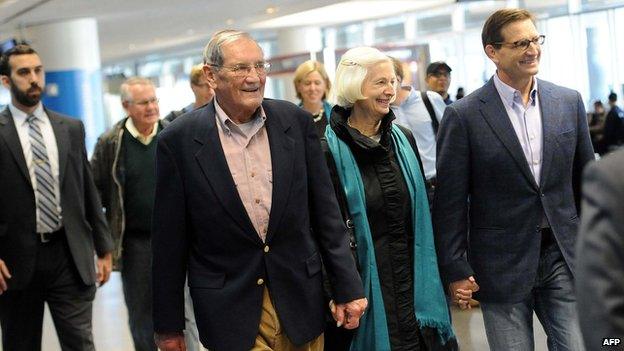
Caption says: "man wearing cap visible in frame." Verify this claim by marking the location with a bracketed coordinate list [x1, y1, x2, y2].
[426, 61, 453, 105]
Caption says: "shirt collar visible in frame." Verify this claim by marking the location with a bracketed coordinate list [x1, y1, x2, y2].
[124, 117, 159, 144]
[493, 72, 538, 107]
[214, 97, 266, 136]
[9, 102, 45, 126]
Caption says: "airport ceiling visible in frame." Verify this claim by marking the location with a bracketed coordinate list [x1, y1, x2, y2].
[0, 0, 454, 64]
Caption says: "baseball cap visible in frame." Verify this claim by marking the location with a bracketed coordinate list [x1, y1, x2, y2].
[426, 61, 452, 75]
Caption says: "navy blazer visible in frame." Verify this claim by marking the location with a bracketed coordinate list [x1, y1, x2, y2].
[151, 99, 363, 351]
[432, 78, 594, 303]
[0, 107, 113, 290]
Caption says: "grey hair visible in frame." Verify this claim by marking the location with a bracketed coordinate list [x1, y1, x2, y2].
[203, 29, 258, 67]
[120, 76, 154, 102]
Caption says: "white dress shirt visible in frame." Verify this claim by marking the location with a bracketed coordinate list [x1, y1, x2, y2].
[493, 73, 543, 185]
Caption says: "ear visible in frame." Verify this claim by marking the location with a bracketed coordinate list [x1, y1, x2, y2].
[484, 44, 498, 63]
[122, 100, 130, 111]
[0, 74, 10, 89]
[203, 64, 217, 86]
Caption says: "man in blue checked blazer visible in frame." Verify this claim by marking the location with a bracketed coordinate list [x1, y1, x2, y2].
[433, 9, 594, 351]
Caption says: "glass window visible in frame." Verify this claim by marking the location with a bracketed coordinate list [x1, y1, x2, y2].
[417, 14, 453, 35]
[521, 0, 570, 17]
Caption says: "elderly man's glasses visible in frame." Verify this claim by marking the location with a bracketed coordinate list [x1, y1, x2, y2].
[492, 35, 545, 51]
[128, 97, 159, 106]
[209, 62, 271, 77]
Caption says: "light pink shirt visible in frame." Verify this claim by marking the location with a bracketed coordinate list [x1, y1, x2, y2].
[214, 99, 272, 242]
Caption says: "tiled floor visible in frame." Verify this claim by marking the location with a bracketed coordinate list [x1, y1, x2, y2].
[1, 273, 548, 350]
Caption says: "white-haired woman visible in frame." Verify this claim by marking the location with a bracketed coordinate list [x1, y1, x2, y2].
[322, 47, 457, 351]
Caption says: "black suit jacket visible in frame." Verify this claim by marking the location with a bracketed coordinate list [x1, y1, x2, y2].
[576, 150, 624, 348]
[0, 107, 113, 290]
[433, 78, 595, 303]
[152, 99, 363, 351]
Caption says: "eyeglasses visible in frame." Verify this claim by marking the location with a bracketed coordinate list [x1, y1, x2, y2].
[128, 97, 159, 106]
[209, 62, 271, 77]
[492, 35, 545, 51]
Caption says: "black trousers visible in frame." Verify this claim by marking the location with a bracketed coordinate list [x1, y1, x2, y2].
[0, 232, 96, 351]
[120, 234, 156, 351]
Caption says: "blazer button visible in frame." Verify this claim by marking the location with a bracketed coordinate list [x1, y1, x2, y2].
[263, 245, 270, 253]
[257, 278, 264, 285]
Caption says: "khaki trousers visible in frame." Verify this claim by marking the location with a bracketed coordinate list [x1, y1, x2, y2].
[251, 287, 324, 351]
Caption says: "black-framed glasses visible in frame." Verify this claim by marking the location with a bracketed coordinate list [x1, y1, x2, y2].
[209, 62, 271, 77]
[129, 97, 159, 106]
[492, 35, 545, 51]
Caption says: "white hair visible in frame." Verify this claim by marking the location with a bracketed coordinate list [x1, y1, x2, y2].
[120, 76, 154, 102]
[203, 29, 259, 67]
[332, 47, 392, 108]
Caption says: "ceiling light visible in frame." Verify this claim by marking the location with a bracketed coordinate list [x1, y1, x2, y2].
[251, 0, 453, 29]
[265, 6, 278, 15]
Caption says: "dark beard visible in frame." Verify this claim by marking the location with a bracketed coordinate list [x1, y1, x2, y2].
[10, 79, 43, 107]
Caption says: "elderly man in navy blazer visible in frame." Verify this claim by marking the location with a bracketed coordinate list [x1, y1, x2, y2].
[152, 30, 366, 351]
[433, 9, 594, 351]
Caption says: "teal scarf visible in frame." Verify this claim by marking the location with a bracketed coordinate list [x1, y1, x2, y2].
[325, 123, 455, 350]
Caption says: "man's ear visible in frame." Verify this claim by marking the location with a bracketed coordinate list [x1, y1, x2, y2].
[203, 64, 217, 87]
[484, 44, 498, 63]
[0, 75, 10, 89]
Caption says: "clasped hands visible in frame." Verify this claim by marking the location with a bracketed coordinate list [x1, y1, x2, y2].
[449, 276, 479, 310]
[329, 297, 368, 329]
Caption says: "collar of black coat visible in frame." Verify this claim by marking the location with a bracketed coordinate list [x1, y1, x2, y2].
[329, 104, 396, 152]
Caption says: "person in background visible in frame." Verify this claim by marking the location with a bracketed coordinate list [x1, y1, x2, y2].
[425, 61, 453, 105]
[91, 77, 168, 351]
[164, 64, 215, 122]
[151, 30, 366, 351]
[433, 8, 593, 350]
[588, 99, 606, 153]
[293, 60, 333, 137]
[601, 91, 624, 154]
[455, 87, 464, 100]
[390, 56, 446, 207]
[576, 149, 624, 349]
[322, 46, 456, 350]
[0, 44, 113, 350]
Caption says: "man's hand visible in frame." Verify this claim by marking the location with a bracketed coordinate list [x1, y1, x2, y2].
[449, 276, 479, 310]
[330, 297, 368, 329]
[0, 259, 11, 294]
[96, 252, 112, 286]
[155, 332, 186, 351]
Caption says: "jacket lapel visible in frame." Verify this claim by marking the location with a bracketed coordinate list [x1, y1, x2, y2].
[0, 107, 32, 186]
[193, 103, 260, 245]
[46, 110, 70, 187]
[479, 79, 539, 190]
[263, 102, 295, 243]
[537, 81, 560, 188]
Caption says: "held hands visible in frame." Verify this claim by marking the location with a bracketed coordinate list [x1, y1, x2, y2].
[154, 332, 186, 351]
[96, 252, 113, 286]
[329, 297, 368, 329]
[0, 259, 11, 294]
[449, 276, 479, 310]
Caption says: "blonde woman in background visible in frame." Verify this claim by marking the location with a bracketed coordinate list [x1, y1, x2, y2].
[293, 60, 333, 136]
